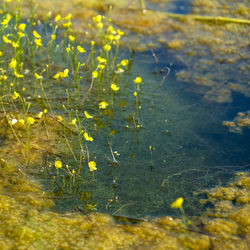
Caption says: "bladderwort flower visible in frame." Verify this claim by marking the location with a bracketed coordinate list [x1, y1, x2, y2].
[84, 132, 94, 141]
[110, 83, 119, 91]
[99, 101, 109, 109]
[77, 46, 86, 53]
[57, 116, 63, 122]
[64, 13, 72, 21]
[68, 35, 75, 42]
[171, 197, 184, 208]
[33, 30, 41, 38]
[14, 71, 23, 78]
[88, 161, 97, 171]
[34, 38, 42, 47]
[12, 92, 20, 101]
[9, 58, 17, 69]
[92, 71, 98, 79]
[104, 44, 111, 52]
[27, 117, 35, 125]
[3, 35, 12, 44]
[97, 57, 106, 64]
[55, 160, 62, 169]
[1, 13, 11, 25]
[55, 14, 61, 22]
[134, 76, 142, 84]
[84, 111, 93, 119]
[18, 23, 26, 32]
[121, 59, 129, 67]
[93, 15, 102, 23]
[69, 118, 77, 125]
[53, 69, 69, 79]
[35, 73, 43, 79]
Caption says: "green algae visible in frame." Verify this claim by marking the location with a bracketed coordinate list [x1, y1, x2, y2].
[0, 157, 249, 249]
[223, 111, 250, 134]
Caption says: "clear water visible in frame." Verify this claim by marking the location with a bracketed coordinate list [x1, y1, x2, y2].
[14, 0, 248, 218]
[32, 47, 249, 218]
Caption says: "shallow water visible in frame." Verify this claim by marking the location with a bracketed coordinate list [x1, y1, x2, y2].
[29, 47, 249, 218]
[2, 0, 250, 219]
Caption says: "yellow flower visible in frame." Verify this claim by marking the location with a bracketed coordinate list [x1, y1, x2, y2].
[63, 22, 71, 28]
[55, 14, 61, 22]
[88, 161, 97, 171]
[107, 35, 113, 41]
[121, 59, 128, 66]
[44, 109, 47, 114]
[64, 13, 72, 21]
[66, 47, 71, 53]
[99, 101, 109, 109]
[51, 34, 56, 40]
[34, 38, 42, 47]
[55, 160, 62, 169]
[77, 46, 86, 53]
[18, 119, 24, 126]
[35, 73, 43, 79]
[12, 42, 19, 48]
[117, 29, 124, 36]
[99, 64, 105, 70]
[53, 73, 60, 80]
[134, 76, 142, 84]
[3, 35, 12, 44]
[27, 117, 35, 125]
[62, 68, 69, 78]
[1, 14, 11, 25]
[92, 71, 98, 79]
[18, 31, 25, 37]
[84, 132, 94, 141]
[107, 25, 116, 34]
[9, 58, 17, 69]
[0, 51, 3, 56]
[36, 112, 43, 118]
[96, 22, 103, 29]
[69, 118, 77, 125]
[93, 15, 102, 23]
[110, 83, 119, 91]
[18, 23, 26, 31]
[114, 35, 120, 41]
[84, 111, 93, 119]
[103, 44, 111, 51]
[171, 197, 184, 209]
[14, 71, 23, 78]
[91, 41, 95, 46]
[57, 115, 62, 122]
[97, 57, 106, 64]
[68, 35, 75, 41]
[33, 30, 41, 38]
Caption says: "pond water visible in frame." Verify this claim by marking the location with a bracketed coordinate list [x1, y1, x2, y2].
[35, 46, 249, 218]
[1, 0, 249, 220]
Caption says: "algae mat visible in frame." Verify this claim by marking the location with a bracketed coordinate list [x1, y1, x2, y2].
[0, 159, 250, 249]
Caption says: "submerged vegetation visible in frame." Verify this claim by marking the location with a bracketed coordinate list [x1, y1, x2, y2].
[0, 0, 249, 249]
